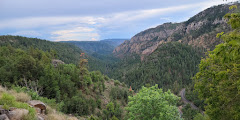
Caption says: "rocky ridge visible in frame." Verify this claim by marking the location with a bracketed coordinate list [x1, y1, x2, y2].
[113, 3, 237, 59]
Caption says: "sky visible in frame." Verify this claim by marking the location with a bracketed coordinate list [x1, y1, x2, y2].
[0, 0, 238, 41]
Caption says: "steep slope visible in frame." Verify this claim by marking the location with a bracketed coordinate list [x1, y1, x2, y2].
[113, 3, 237, 59]
[0, 35, 83, 64]
[110, 42, 204, 91]
[62, 39, 127, 74]
[0, 45, 130, 119]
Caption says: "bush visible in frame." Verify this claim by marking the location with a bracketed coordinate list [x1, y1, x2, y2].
[12, 86, 59, 110]
[0, 93, 16, 106]
[114, 80, 120, 86]
[96, 98, 102, 109]
[46, 113, 66, 120]
[62, 95, 90, 115]
[110, 87, 128, 103]
[10, 91, 31, 102]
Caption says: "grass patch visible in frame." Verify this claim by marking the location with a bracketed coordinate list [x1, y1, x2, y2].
[0, 93, 36, 120]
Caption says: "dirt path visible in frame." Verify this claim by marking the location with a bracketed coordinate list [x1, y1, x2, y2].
[180, 88, 204, 114]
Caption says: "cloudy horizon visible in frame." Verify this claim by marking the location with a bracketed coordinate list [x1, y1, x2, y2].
[0, 0, 238, 41]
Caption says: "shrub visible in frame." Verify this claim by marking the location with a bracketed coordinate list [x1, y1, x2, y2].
[0, 86, 7, 93]
[11, 91, 31, 102]
[0, 93, 16, 106]
[46, 113, 66, 120]
[114, 80, 120, 86]
[96, 98, 102, 109]
[12, 86, 59, 110]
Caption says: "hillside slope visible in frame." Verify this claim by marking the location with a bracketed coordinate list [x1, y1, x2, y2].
[0, 35, 83, 64]
[110, 42, 204, 91]
[113, 3, 237, 59]
[0, 45, 130, 119]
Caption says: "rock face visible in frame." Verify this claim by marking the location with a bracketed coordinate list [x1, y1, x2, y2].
[51, 59, 65, 67]
[0, 114, 9, 120]
[0, 107, 29, 120]
[28, 100, 46, 114]
[113, 3, 236, 58]
[8, 109, 29, 120]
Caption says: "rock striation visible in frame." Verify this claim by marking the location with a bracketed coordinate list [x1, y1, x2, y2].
[113, 3, 238, 59]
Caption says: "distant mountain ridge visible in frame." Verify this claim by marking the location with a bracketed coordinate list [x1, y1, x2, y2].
[101, 39, 127, 47]
[62, 39, 127, 55]
[113, 3, 239, 59]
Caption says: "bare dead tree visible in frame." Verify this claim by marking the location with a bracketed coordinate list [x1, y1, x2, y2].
[21, 76, 43, 96]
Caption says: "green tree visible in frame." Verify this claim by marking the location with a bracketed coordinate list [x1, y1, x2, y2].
[194, 6, 240, 120]
[125, 85, 181, 120]
[193, 113, 210, 120]
[182, 104, 198, 120]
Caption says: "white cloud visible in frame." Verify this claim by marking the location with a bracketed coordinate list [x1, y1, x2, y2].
[0, 16, 105, 29]
[0, 0, 234, 41]
[12, 30, 42, 37]
[51, 26, 100, 41]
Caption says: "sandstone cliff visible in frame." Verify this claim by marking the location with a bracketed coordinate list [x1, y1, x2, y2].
[113, 3, 237, 58]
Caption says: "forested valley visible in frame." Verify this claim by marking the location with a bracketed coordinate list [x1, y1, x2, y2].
[0, 2, 239, 120]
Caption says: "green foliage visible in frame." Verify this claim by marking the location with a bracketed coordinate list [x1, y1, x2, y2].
[125, 85, 181, 120]
[110, 42, 204, 91]
[193, 113, 210, 120]
[182, 104, 199, 120]
[2, 103, 9, 110]
[0, 35, 83, 64]
[103, 101, 123, 120]
[194, 6, 240, 120]
[63, 95, 90, 115]
[185, 85, 205, 110]
[0, 93, 16, 107]
[88, 115, 98, 120]
[62, 41, 115, 55]
[12, 86, 60, 110]
[114, 80, 120, 86]
[110, 86, 128, 103]
[111, 115, 119, 120]
[0, 45, 128, 118]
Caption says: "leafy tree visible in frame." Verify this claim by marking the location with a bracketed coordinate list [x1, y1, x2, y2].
[193, 113, 210, 120]
[103, 101, 123, 120]
[125, 85, 181, 120]
[110, 42, 204, 91]
[182, 104, 199, 120]
[194, 6, 240, 120]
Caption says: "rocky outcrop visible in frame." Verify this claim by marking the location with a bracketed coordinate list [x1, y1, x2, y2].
[8, 109, 29, 120]
[0, 107, 29, 120]
[113, 3, 236, 58]
[0, 114, 9, 120]
[51, 59, 65, 67]
[28, 100, 46, 114]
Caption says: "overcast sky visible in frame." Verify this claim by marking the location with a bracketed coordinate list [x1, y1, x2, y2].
[0, 0, 238, 41]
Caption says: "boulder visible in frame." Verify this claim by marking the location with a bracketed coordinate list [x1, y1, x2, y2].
[0, 114, 9, 120]
[51, 59, 65, 67]
[0, 106, 9, 115]
[37, 115, 44, 120]
[28, 100, 46, 113]
[8, 109, 29, 120]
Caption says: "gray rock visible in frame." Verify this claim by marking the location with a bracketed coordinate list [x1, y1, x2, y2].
[51, 59, 65, 67]
[37, 115, 44, 120]
[8, 109, 29, 120]
[0, 114, 9, 120]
